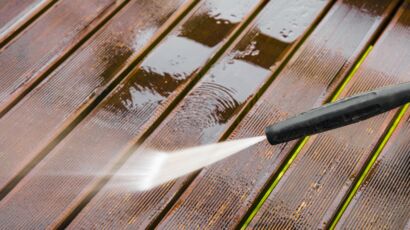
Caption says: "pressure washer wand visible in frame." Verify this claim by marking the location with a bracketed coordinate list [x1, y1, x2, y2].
[130, 82, 410, 191]
[265, 82, 410, 145]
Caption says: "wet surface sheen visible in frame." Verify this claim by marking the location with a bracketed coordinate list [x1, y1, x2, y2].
[0, 0, 195, 228]
[159, 0, 402, 228]
[68, 0, 335, 228]
[0, 0, 262, 228]
[0, 0, 120, 113]
[251, 1, 410, 228]
[0, 0, 192, 199]
[0, 0, 407, 228]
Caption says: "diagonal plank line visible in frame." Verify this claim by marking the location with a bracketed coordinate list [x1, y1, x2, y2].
[67, 0, 338, 228]
[0, 0, 200, 201]
[329, 103, 409, 229]
[0, 0, 130, 118]
[60, 0, 271, 228]
[0, 0, 58, 48]
[107, 2, 276, 227]
[240, 45, 373, 229]
[0, 0, 274, 228]
[245, 0, 410, 228]
[240, 1, 404, 226]
[219, 0, 337, 142]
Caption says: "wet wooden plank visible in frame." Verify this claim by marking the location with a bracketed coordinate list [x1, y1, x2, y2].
[67, 0, 336, 228]
[0, 0, 125, 115]
[0, 0, 265, 228]
[157, 1, 403, 228]
[0, 0, 55, 46]
[68, 0, 401, 228]
[250, 2, 410, 228]
[336, 109, 410, 229]
[0, 0, 195, 197]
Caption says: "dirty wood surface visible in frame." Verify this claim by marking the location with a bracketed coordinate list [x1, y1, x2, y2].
[0, 0, 409, 229]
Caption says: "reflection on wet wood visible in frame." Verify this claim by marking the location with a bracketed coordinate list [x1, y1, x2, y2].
[0, 0, 408, 228]
[0, 0, 54, 46]
[0, 0, 124, 115]
[337, 110, 410, 229]
[164, 0, 405, 228]
[251, 2, 410, 228]
[0, 0, 194, 201]
[68, 0, 335, 228]
[0, 0, 265, 228]
[0, 0, 195, 200]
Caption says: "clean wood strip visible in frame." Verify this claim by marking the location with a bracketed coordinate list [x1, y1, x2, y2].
[0, 0, 125, 116]
[336, 109, 410, 229]
[0, 0, 56, 46]
[0, 0, 263, 228]
[249, 2, 410, 228]
[69, 0, 337, 228]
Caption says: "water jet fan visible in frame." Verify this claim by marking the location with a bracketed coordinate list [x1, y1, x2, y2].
[131, 82, 410, 191]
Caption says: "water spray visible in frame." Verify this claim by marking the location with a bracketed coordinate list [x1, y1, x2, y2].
[131, 82, 410, 191]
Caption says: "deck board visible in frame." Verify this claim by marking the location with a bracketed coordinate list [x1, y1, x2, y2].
[337, 109, 410, 229]
[0, 0, 195, 200]
[250, 1, 410, 228]
[0, 0, 408, 228]
[0, 0, 124, 115]
[68, 0, 334, 228]
[0, 0, 265, 227]
[0, 0, 54, 46]
[159, 0, 402, 228]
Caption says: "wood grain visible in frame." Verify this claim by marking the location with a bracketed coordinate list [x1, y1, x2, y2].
[159, 0, 403, 228]
[250, 2, 410, 228]
[69, 0, 338, 228]
[336, 110, 410, 229]
[0, 0, 55, 46]
[0, 0, 123, 115]
[0, 0, 264, 228]
[0, 0, 195, 200]
[0, 0, 407, 228]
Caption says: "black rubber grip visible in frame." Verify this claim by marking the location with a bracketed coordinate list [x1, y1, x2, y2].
[265, 82, 410, 145]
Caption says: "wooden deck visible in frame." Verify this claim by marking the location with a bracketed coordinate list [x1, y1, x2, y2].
[0, 0, 409, 229]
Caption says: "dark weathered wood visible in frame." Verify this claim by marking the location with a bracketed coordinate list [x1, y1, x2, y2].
[0, 0, 195, 200]
[0, 0, 264, 228]
[250, 2, 410, 228]
[337, 110, 410, 229]
[0, 0, 55, 46]
[68, 0, 336, 228]
[0, 0, 124, 115]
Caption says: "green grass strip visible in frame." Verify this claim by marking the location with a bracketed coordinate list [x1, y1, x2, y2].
[330, 103, 410, 229]
[241, 46, 373, 229]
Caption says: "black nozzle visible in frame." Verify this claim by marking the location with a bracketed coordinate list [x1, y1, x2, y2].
[265, 82, 410, 145]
